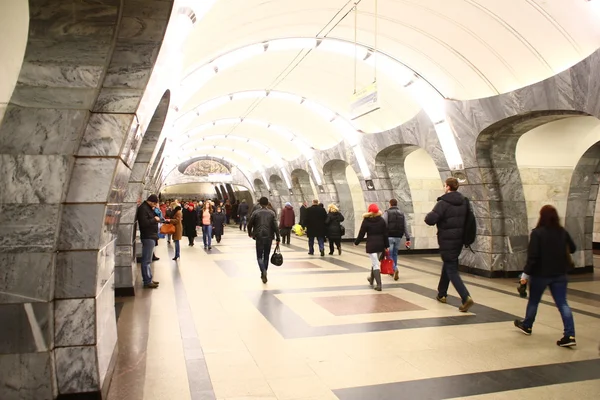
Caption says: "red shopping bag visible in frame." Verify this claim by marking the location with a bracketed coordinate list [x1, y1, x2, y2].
[380, 250, 394, 275]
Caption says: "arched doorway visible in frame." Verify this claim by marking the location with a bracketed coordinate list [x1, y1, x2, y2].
[475, 110, 595, 273]
[375, 145, 443, 249]
[254, 178, 268, 200]
[322, 160, 365, 238]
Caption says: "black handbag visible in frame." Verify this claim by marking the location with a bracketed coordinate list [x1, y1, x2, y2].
[340, 224, 346, 236]
[270, 243, 283, 266]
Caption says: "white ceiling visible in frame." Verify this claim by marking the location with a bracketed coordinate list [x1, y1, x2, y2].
[172, 0, 600, 171]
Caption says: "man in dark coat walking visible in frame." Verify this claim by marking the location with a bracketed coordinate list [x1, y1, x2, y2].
[303, 199, 328, 256]
[136, 194, 160, 289]
[425, 177, 474, 312]
[238, 199, 249, 231]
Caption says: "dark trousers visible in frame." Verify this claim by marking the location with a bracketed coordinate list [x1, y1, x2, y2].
[523, 275, 575, 337]
[256, 240, 273, 272]
[187, 235, 195, 246]
[215, 234, 221, 243]
[437, 258, 470, 302]
[281, 228, 291, 244]
[329, 237, 341, 253]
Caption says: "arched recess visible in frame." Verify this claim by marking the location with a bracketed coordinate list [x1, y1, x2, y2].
[254, 178, 268, 200]
[0, 0, 28, 124]
[146, 138, 167, 194]
[322, 160, 365, 238]
[269, 174, 287, 214]
[375, 145, 443, 249]
[291, 169, 317, 206]
[215, 185, 223, 200]
[225, 183, 236, 203]
[0, 1, 175, 398]
[116, 91, 170, 295]
[475, 110, 592, 274]
[514, 116, 600, 270]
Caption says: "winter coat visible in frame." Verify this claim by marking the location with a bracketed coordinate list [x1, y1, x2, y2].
[248, 207, 280, 243]
[524, 227, 576, 277]
[136, 201, 158, 240]
[182, 208, 199, 238]
[238, 202, 249, 217]
[299, 205, 308, 226]
[212, 212, 226, 236]
[232, 203, 239, 218]
[355, 212, 389, 253]
[225, 203, 232, 216]
[425, 191, 467, 261]
[325, 212, 345, 239]
[169, 210, 183, 240]
[279, 205, 296, 229]
[383, 207, 410, 239]
[303, 205, 327, 237]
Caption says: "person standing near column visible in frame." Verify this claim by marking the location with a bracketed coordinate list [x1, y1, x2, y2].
[303, 199, 328, 256]
[183, 202, 199, 247]
[168, 206, 183, 261]
[425, 177, 474, 312]
[136, 194, 160, 289]
[248, 197, 280, 284]
[355, 204, 389, 291]
[383, 199, 411, 281]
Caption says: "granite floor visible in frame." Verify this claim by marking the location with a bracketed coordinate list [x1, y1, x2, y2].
[108, 227, 600, 400]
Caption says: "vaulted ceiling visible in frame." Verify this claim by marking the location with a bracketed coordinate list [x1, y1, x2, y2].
[166, 0, 600, 175]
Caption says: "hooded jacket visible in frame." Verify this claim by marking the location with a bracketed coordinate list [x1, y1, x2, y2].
[212, 211, 226, 236]
[425, 190, 467, 261]
[279, 204, 295, 228]
[136, 201, 158, 240]
[354, 211, 389, 254]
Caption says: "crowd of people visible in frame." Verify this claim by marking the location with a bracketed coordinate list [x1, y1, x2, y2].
[138, 175, 579, 347]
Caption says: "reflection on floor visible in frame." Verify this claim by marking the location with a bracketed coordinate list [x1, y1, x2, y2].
[110, 228, 600, 400]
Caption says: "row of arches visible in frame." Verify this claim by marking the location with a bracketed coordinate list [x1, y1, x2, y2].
[242, 112, 600, 276]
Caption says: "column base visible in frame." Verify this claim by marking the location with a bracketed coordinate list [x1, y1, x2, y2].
[114, 287, 135, 297]
[458, 264, 595, 278]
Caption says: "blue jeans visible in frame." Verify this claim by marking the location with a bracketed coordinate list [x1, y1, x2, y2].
[308, 236, 324, 254]
[437, 257, 470, 303]
[202, 224, 212, 247]
[141, 239, 155, 285]
[388, 237, 401, 271]
[240, 215, 247, 230]
[523, 275, 575, 337]
[256, 240, 273, 272]
[174, 240, 180, 257]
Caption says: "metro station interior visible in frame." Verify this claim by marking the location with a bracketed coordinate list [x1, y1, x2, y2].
[2, 1, 600, 399]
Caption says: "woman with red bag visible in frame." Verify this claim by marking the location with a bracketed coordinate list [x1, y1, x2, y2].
[354, 204, 390, 291]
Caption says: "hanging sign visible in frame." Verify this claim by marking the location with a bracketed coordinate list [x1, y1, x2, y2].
[350, 81, 380, 120]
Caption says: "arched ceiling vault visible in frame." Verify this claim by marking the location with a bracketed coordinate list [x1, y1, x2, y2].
[167, 0, 600, 178]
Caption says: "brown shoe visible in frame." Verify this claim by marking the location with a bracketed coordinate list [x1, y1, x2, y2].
[393, 270, 399, 281]
[459, 297, 474, 312]
[143, 282, 159, 289]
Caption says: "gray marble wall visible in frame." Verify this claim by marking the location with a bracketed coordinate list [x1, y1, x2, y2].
[0, 1, 174, 399]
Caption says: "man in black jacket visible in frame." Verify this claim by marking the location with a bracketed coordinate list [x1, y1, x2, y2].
[383, 199, 411, 281]
[136, 194, 160, 289]
[238, 199, 249, 231]
[248, 197, 280, 283]
[303, 199, 328, 256]
[425, 178, 473, 312]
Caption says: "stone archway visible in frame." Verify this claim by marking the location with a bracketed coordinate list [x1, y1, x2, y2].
[291, 169, 317, 204]
[269, 174, 289, 214]
[322, 160, 365, 238]
[254, 178, 268, 200]
[474, 110, 590, 275]
[0, 1, 175, 398]
[375, 145, 444, 249]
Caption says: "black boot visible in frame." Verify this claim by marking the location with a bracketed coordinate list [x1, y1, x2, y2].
[337, 245, 342, 255]
[367, 268, 374, 286]
[373, 270, 382, 291]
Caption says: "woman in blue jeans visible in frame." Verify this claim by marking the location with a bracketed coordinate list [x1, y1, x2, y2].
[514, 205, 577, 347]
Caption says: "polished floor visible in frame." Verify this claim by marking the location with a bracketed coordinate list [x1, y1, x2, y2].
[108, 227, 600, 400]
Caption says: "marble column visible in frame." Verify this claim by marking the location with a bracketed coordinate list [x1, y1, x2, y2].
[0, 1, 174, 399]
[116, 94, 169, 296]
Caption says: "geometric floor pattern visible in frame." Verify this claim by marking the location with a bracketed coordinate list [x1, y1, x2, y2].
[109, 227, 600, 400]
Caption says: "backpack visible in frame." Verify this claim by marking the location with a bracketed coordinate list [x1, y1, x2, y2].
[463, 197, 477, 250]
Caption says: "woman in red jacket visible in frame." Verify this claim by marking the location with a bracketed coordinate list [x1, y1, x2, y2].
[279, 202, 296, 245]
